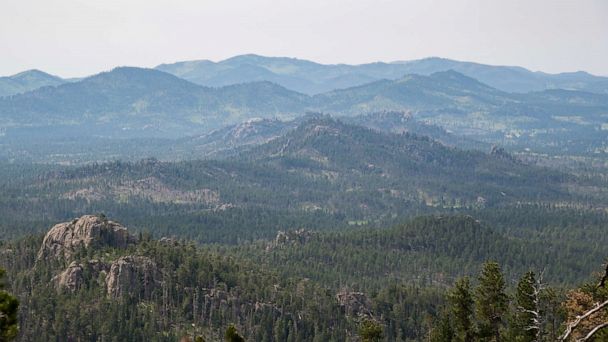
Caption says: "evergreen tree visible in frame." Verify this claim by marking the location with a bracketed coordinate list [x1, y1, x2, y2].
[0, 268, 19, 341]
[359, 319, 384, 342]
[225, 324, 245, 342]
[429, 311, 454, 342]
[511, 271, 541, 342]
[449, 277, 474, 342]
[475, 262, 508, 342]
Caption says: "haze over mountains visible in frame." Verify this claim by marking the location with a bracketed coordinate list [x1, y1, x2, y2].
[156, 54, 608, 95]
[0, 117, 582, 242]
[0, 69, 65, 97]
[3, 54, 608, 99]
[1, 57, 607, 160]
[3, 55, 608, 341]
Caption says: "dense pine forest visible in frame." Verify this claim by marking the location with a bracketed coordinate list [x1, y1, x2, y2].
[1, 40, 608, 340]
[1, 213, 607, 341]
[0, 116, 607, 341]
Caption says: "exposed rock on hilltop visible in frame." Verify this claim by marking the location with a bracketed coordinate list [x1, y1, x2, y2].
[106, 256, 159, 299]
[38, 215, 159, 299]
[53, 259, 109, 292]
[38, 215, 136, 261]
[336, 290, 372, 318]
[53, 261, 85, 292]
[267, 229, 314, 251]
[53, 256, 160, 299]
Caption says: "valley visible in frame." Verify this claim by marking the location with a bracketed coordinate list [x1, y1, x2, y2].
[1, 54, 607, 342]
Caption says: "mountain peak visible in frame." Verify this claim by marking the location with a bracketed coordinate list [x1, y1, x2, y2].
[80, 66, 203, 90]
[223, 54, 320, 66]
[10, 69, 61, 80]
[0, 69, 66, 97]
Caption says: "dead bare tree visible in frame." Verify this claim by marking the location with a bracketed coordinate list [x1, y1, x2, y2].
[518, 270, 545, 342]
[559, 262, 608, 341]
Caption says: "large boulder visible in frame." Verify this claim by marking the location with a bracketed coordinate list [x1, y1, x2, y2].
[106, 256, 159, 299]
[53, 259, 110, 292]
[37, 215, 136, 261]
[53, 261, 84, 292]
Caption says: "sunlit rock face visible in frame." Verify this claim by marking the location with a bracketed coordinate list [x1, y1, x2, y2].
[37, 215, 136, 261]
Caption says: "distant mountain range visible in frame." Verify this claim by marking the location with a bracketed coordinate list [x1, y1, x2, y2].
[4, 54, 608, 99]
[156, 54, 608, 95]
[1, 65, 607, 157]
[0, 69, 65, 97]
[0, 67, 307, 136]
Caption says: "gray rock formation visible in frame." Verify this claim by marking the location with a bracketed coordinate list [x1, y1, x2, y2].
[106, 256, 159, 299]
[266, 228, 314, 251]
[53, 261, 84, 292]
[53, 259, 110, 292]
[336, 290, 372, 318]
[37, 215, 136, 261]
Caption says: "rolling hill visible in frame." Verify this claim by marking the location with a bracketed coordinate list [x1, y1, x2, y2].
[156, 54, 608, 95]
[0, 69, 65, 97]
[0, 67, 307, 137]
[311, 71, 608, 153]
[238, 215, 607, 288]
[1, 118, 585, 243]
[1, 66, 607, 156]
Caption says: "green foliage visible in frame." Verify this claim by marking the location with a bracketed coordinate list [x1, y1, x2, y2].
[449, 277, 474, 342]
[359, 320, 383, 342]
[474, 262, 508, 341]
[510, 271, 539, 342]
[0, 268, 19, 341]
[1, 236, 353, 341]
[429, 311, 454, 342]
[0, 115, 607, 342]
[224, 324, 245, 342]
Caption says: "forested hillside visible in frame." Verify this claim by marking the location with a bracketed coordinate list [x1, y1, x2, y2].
[2, 67, 607, 158]
[1, 117, 594, 245]
[0, 69, 65, 97]
[1, 216, 354, 341]
[2, 213, 607, 341]
[3, 0, 608, 340]
[233, 215, 605, 289]
[156, 55, 608, 95]
[0, 81, 607, 342]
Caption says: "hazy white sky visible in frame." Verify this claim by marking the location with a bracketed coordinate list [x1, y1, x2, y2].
[1, 0, 606, 77]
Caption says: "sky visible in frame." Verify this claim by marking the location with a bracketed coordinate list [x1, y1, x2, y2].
[1, 0, 607, 78]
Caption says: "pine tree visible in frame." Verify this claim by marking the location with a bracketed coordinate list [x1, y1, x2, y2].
[225, 324, 245, 342]
[429, 310, 454, 342]
[0, 268, 19, 341]
[359, 319, 384, 342]
[449, 277, 474, 342]
[511, 271, 541, 342]
[475, 262, 508, 342]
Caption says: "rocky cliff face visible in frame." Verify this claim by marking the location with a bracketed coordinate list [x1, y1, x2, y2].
[37, 215, 136, 261]
[40, 215, 162, 299]
[53, 259, 109, 292]
[53, 256, 159, 299]
[106, 256, 159, 299]
[53, 262, 85, 292]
